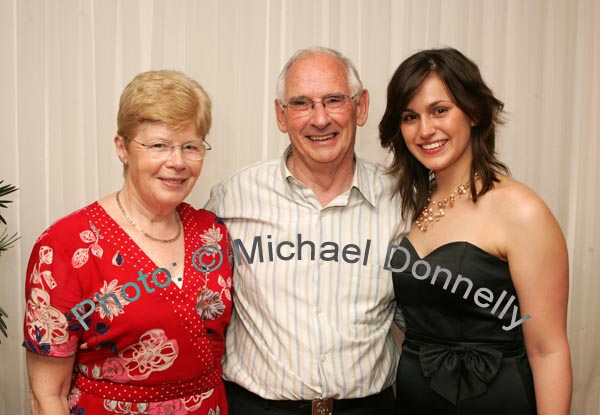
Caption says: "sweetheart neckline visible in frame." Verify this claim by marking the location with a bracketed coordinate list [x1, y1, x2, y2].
[401, 237, 507, 264]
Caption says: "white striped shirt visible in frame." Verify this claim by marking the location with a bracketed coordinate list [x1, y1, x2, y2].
[205, 148, 406, 399]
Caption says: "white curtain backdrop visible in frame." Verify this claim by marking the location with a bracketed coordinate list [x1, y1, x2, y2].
[0, 0, 598, 413]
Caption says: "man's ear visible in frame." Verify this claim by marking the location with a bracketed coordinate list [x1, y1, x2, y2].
[274, 99, 289, 133]
[356, 89, 370, 127]
[114, 135, 128, 165]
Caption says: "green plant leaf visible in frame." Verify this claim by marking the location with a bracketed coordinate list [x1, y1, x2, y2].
[0, 180, 17, 342]
[0, 306, 7, 339]
[0, 228, 20, 256]
[0, 181, 18, 225]
[0, 182, 18, 198]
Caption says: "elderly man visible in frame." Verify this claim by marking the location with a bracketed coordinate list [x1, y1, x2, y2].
[206, 46, 404, 415]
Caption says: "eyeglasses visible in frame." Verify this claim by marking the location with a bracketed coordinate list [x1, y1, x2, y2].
[127, 137, 211, 161]
[281, 93, 358, 115]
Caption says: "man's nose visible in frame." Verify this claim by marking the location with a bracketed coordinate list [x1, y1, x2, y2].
[309, 100, 331, 127]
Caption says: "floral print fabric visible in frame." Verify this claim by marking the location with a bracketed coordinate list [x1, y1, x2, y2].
[23, 202, 232, 414]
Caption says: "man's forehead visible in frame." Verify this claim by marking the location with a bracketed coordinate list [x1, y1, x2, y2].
[285, 54, 349, 97]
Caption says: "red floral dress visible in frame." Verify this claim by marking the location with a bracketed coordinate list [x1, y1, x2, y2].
[23, 202, 232, 415]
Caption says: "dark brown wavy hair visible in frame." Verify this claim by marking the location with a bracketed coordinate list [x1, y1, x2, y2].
[379, 47, 508, 221]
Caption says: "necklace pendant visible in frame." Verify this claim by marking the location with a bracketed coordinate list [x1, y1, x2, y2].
[415, 174, 479, 232]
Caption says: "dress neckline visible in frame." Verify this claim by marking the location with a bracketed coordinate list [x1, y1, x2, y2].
[89, 201, 191, 288]
[401, 236, 507, 264]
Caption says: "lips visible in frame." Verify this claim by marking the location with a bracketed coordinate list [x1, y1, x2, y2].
[306, 133, 337, 142]
[160, 178, 187, 185]
[421, 139, 448, 150]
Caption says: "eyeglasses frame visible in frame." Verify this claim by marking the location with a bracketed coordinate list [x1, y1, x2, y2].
[279, 93, 360, 114]
[123, 135, 212, 161]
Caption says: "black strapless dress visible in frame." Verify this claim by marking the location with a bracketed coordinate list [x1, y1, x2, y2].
[391, 237, 536, 414]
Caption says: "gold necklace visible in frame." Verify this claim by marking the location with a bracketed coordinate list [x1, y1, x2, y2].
[115, 191, 182, 243]
[415, 173, 479, 232]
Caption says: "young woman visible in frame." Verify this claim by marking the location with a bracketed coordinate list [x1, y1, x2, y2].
[379, 48, 572, 414]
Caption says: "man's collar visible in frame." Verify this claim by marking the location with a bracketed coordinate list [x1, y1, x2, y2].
[279, 145, 376, 208]
[352, 159, 376, 207]
[281, 145, 295, 180]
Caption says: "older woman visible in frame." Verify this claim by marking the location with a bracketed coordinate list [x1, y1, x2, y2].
[379, 48, 572, 414]
[24, 70, 232, 414]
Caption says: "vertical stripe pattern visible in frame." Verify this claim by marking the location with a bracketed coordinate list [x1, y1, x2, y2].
[205, 148, 406, 399]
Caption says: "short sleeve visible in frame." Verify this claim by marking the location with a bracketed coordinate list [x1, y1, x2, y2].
[23, 229, 84, 357]
[197, 213, 233, 362]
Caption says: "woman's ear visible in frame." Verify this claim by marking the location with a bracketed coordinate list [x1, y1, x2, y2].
[114, 135, 128, 165]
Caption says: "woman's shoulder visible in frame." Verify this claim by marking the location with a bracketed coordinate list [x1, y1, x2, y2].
[179, 203, 230, 252]
[178, 202, 225, 227]
[486, 174, 556, 227]
[179, 202, 215, 217]
[35, 202, 100, 243]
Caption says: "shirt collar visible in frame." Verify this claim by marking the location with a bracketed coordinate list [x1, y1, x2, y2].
[279, 145, 377, 208]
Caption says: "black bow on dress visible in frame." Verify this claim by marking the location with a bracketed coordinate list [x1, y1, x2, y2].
[419, 344, 503, 404]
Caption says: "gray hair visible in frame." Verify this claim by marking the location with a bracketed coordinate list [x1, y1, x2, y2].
[275, 46, 363, 104]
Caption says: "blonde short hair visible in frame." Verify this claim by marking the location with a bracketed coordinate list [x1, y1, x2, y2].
[117, 70, 212, 139]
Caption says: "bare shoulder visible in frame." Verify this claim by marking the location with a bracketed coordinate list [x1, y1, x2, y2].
[484, 174, 555, 227]
[484, 175, 565, 261]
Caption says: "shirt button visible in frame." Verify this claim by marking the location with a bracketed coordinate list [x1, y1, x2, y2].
[321, 355, 326, 362]
[316, 307, 322, 314]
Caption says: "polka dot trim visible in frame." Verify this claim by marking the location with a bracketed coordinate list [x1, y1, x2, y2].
[74, 370, 222, 402]
[78, 203, 229, 402]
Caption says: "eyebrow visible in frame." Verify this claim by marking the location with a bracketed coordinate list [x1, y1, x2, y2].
[403, 99, 453, 112]
[146, 136, 202, 143]
[288, 92, 346, 100]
